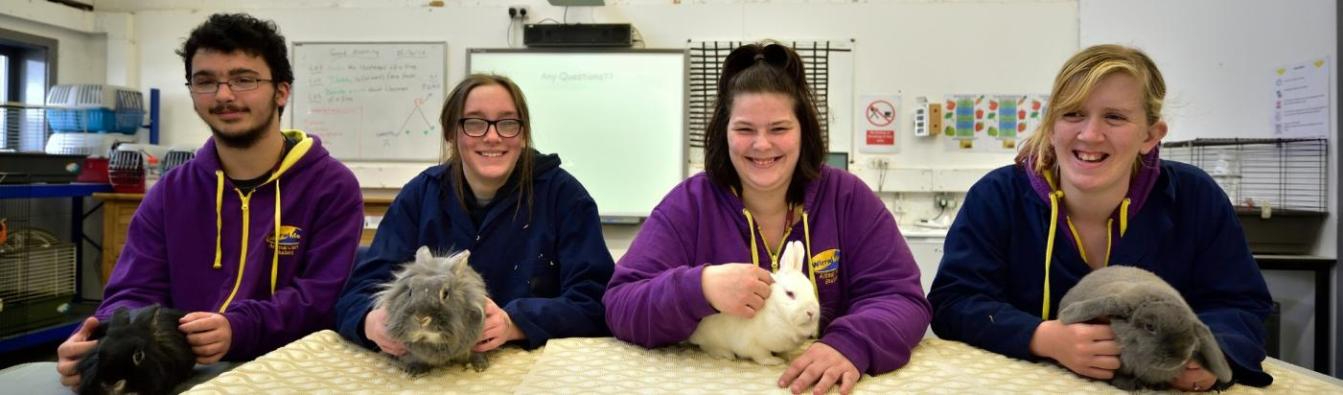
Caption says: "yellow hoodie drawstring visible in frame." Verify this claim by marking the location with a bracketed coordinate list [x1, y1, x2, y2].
[271, 182, 281, 294]
[1042, 190, 1063, 320]
[214, 171, 224, 269]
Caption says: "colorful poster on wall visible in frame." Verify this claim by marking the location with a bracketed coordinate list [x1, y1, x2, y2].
[856, 94, 900, 154]
[943, 94, 1047, 152]
[1273, 58, 1330, 138]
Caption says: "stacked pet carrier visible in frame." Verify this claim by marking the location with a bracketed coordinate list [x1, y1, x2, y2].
[1162, 138, 1328, 254]
[43, 84, 144, 156]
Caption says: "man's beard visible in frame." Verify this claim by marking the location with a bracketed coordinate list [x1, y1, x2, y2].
[208, 98, 279, 149]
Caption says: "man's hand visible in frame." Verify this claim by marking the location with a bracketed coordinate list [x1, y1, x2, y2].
[56, 317, 100, 389]
[179, 312, 232, 364]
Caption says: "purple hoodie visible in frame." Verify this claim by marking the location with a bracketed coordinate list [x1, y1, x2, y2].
[97, 130, 363, 360]
[604, 166, 931, 375]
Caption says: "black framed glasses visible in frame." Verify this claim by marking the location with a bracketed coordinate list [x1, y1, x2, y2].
[186, 77, 274, 94]
[459, 118, 524, 138]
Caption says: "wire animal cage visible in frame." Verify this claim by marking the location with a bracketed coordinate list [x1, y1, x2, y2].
[0, 186, 78, 337]
[1162, 138, 1328, 254]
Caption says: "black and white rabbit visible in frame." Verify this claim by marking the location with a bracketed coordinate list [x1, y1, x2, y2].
[1058, 265, 1234, 391]
[375, 246, 490, 375]
[77, 304, 196, 395]
[688, 241, 821, 365]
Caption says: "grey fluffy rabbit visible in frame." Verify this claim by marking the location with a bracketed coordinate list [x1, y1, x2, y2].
[375, 246, 490, 375]
[1058, 265, 1234, 391]
[77, 304, 196, 395]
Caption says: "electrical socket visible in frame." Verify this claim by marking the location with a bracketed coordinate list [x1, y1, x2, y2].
[508, 5, 529, 20]
[869, 157, 890, 170]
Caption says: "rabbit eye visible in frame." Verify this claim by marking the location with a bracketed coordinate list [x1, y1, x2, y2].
[785, 291, 795, 299]
[1143, 323, 1157, 333]
[132, 350, 145, 366]
[439, 288, 449, 302]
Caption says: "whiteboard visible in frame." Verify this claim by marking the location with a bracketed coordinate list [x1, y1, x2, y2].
[290, 42, 446, 161]
[468, 49, 687, 218]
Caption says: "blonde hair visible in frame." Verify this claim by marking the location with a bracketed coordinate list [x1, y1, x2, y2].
[1016, 44, 1167, 173]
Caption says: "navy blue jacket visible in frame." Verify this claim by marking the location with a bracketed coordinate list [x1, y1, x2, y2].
[335, 152, 615, 349]
[929, 160, 1273, 386]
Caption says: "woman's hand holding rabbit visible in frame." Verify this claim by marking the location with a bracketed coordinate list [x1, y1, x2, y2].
[180, 312, 233, 364]
[474, 298, 524, 352]
[701, 263, 774, 318]
[778, 342, 859, 395]
[1169, 360, 1217, 392]
[1030, 320, 1121, 379]
[364, 307, 407, 356]
[56, 316, 99, 389]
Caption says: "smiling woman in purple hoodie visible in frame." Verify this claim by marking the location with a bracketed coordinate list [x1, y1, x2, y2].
[603, 42, 931, 395]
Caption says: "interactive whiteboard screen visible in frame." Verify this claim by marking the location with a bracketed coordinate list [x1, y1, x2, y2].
[469, 49, 687, 218]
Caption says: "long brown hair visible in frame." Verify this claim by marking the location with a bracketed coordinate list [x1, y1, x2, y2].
[1016, 44, 1167, 174]
[704, 41, 825, 205]
[438, 74, 536, 219]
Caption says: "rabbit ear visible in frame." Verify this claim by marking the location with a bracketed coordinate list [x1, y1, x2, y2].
[415, 246, 434, 263]
[780, 241, 805, 272]
[450, 250, 473, 275]
[1058, 296, 1123, 324]
[1193, 322, 1234, 383]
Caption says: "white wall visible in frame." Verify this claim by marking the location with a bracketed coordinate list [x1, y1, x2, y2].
[1082, 0, 1338, 375]
[117, 0, 1076, 187]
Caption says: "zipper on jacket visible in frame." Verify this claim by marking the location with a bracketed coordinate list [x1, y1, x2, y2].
[218, 188, 254, 313]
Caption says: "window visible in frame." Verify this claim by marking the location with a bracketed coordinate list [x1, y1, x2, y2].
[0, 27, 57, 152]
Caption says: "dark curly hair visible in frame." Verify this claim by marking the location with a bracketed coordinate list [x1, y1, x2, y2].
[177, 13, 294, 115]
[704, 41, 825, 205]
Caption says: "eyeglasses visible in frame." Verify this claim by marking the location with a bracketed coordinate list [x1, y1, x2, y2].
[186, 77, 274, 94]
[459, 118, 524, 138]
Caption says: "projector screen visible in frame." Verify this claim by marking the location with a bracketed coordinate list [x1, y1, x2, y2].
[468, 49, 687, 219]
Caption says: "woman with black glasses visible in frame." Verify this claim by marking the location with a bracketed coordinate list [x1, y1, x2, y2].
[334, 74, 615, 355]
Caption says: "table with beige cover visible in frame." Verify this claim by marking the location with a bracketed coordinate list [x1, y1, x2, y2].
[185, 330, 1342, 394]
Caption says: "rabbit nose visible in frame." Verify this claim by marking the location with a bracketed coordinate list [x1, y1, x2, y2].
[418, 316, 432, 327]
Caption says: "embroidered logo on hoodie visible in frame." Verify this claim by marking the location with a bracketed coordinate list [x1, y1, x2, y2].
[268, 225, 302, 256]
[811, 249, 840, 285]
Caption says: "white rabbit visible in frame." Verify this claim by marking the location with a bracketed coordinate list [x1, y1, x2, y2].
[688, 240, 821, 365]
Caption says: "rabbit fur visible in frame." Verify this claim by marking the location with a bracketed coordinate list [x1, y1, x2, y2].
[375, 246, 490, 375]
[689, 241, 821, 365]
[1058, 265, 1234, 391]
[77, 304, 196, 395]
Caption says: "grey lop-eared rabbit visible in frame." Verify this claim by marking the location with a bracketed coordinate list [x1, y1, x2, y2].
[1058, 265, 1234, 391]
[375, 246, 489, 374]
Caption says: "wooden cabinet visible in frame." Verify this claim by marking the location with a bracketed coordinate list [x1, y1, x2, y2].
[94, 191, 396, 286]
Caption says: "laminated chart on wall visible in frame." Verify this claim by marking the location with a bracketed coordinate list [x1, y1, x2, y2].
[943, 94, 1047, 152]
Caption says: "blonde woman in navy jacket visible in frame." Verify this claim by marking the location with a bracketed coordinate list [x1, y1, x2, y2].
[928, 45, 1272, 391]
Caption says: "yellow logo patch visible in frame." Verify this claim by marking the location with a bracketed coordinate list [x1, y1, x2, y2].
[810, 249, 840, 285]
[267, 225, 302, 256]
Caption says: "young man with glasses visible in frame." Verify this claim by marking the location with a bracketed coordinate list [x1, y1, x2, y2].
[54, 13, 363, 389]
[334, 74, 615, 358]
